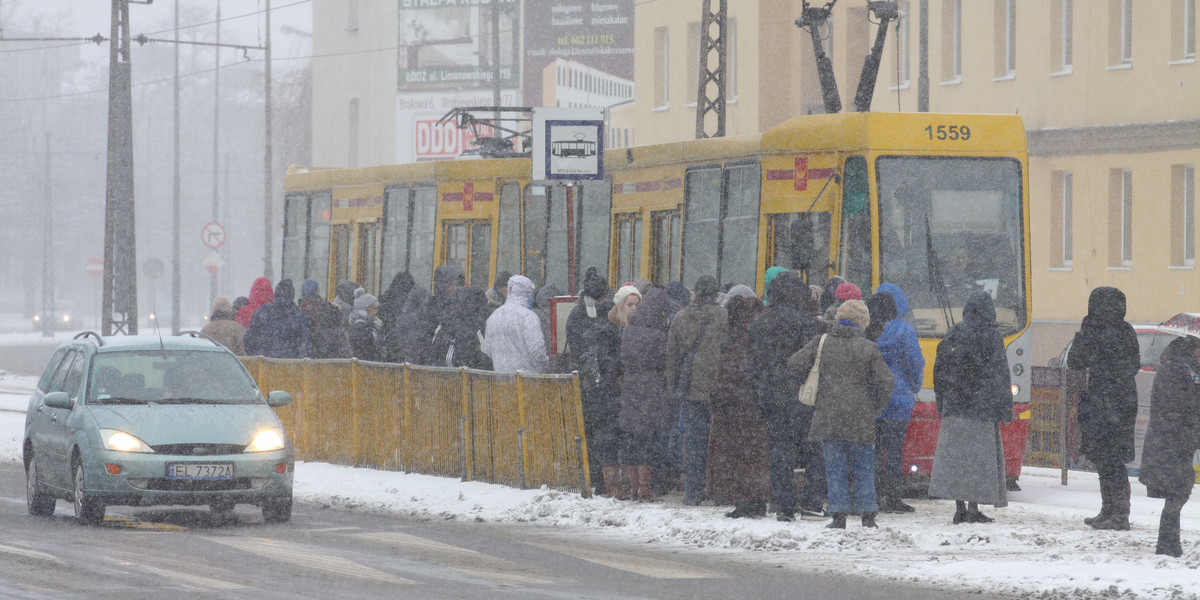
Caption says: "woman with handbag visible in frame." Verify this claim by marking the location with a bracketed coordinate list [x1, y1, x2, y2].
[788, 299, 893, 528]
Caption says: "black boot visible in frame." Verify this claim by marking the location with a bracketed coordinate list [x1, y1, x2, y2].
[1156, 500, 1185, 557]
[826, 513, 847, 529]
[861, 512, 878, 528]
[1085, 479, 1112, 526]
[1092, 479, 1131, 531]
[952, 501, 969, 524]
[882, 495, 915, 514]
[726, 501, 766, 519]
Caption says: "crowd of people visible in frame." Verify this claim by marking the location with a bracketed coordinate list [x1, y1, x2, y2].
[207, 270, 1197, 557]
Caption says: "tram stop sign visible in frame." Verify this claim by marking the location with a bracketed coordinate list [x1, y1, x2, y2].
[85, 257, 103, 278]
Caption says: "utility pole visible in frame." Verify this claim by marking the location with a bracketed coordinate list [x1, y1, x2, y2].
[103, 0, 148, 335]
[918, 0, 929, 112]
[491, 2, 501, 138]
[172, 0, 182, 335]
[694, 0, 727, 139]
[211, 1, 222, 301]
[263, 0, 275, 279]
[41, 133, 54, 338]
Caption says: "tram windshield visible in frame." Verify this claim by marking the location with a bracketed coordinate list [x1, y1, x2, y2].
[876, 156, 1026, 337]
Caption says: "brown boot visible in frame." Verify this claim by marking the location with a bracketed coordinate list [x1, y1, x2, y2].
[635, 466, 657, 501]
[601, 466, 621, 499]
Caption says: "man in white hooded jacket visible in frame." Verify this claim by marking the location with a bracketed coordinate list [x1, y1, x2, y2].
[482, 275, 550, 373]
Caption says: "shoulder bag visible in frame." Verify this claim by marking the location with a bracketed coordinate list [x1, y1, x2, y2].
[798, 334, 827, 407]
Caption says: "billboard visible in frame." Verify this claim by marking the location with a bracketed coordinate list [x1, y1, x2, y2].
[523, 0, 634, 109]
[398, 0, 519, 91]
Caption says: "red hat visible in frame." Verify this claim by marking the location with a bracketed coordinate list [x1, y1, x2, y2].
[835, 282, 862, 302]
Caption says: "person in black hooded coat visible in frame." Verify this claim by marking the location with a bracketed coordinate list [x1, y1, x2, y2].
[566, 266, 622, 496]
[418, 264, 465, 365]
[1138, 334, 1200, 557]
[1067, 286, 1140, 531]
[430, 286, 492, 370]
[393, 286, 433, 365]
[744, 271, 828, 521]
[378, 271, 415, 362]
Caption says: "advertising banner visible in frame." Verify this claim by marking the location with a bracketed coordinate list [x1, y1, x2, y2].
[396, 90, 519, 163]
[522, 0, 634, 109]
[398, 0, 519, 91]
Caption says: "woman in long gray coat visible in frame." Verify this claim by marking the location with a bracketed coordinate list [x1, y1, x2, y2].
[788, 299, 893, 529]
[1138, 335, 1200, 557]
[618, 287, 674, 500]
[930, 291, 1013, 524]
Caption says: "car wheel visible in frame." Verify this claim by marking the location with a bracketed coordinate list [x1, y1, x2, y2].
[72, 460, 105, 525]
[261, 497, 292, 524]
[25, 456, 56, 517]
[210, 500, 236, 515]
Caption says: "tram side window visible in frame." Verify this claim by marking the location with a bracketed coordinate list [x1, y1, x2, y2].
[282, 193, 308, 287]
[496, 183, 522, 277]
[721, 163, 761, 288]
[577, 178, 612, 284]
[409, 186, 438, 291]
[470, 222, 492, 289]
[651, 209, 682, 284]
[381, 186, 410, 281]
[613, 212, 642, 284]
[682, 167, 721, 287]
[332, 225, 352, 290]
[840, 156, 873, 290]
[524, 186, 548, 284]
[771, 212, 832, 279]
[546, 187, 570, 291]
[358, 222, 381, 293]
[308, 191, 332, 294]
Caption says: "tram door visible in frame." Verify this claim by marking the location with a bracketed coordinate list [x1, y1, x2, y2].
[612, 212, 642, 285]
[330, 224, 353, 294]
[650, 209, 681, 284]
[443, 219, 493, 289]
[357, 221, 382, 294]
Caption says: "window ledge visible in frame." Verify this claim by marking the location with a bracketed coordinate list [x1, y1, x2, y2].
[1107, 265, 1132, 271]
[686, 102, 697, 108]
[1049, 67, 1073, 77]
[992, 72, 1016, 82]
[1048, 266, 1073, 272]
[652, 105, 670, 112]
[889, 82, 912, 91]
[939, 77, 963, 87]
[1168, 58, 1196, 66]
[1106, 63, 1133, 71]
[727, 97, 738, 105]
[1168, 264, 1195, 270]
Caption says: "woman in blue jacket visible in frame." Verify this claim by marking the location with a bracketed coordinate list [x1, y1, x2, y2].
[866, 283, 925, 513]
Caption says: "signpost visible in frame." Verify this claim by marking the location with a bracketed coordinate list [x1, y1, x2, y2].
[201, 222, 226, 302]
[86, 257, 102, 332]
[201, 221, 226, 249]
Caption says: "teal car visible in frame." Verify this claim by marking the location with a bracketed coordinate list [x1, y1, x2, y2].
[23, 332, 295, 524]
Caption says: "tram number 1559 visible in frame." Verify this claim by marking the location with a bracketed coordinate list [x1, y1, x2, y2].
[924, 124, 972, 141]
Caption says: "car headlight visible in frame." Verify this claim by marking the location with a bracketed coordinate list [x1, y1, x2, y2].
[100, 429, 155, 453]
[246, 428, 287, 453]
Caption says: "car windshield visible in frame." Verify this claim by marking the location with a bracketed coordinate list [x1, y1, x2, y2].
[876, 156, 1027, 337]
[1138, 330, 1178, 369]
[88, 350, 261, 405]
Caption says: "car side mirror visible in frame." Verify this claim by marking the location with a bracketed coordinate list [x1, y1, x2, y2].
[266, 391, 293, 407]
[43, 391, 73, 410]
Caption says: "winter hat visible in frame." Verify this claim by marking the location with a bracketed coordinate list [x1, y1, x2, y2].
[835, 298, 870, 330]
[633, 278, 653, 296]
[353, 288, 379, 311]
[693, 275, 721, 302]
[582, 266, 608, 300]
[763, 266, 789, 291]
[211, 296, 232, 313]
[493, 270, 513, 291]
[721, 284, 757, 307]
[835, 282, 862, 302]
[274, 279, 296, 302]
[666, 281, 691, 306]
[612, 285, 642, 309]
[300, 279, 320, 299]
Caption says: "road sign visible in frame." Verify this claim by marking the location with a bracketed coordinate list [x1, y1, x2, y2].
[143, 257, 165, 280]
[201, 222, 226, 249]
[201, 251, 226, 275]
[532, 107, 604, 181]
[85, 257, 103, 278]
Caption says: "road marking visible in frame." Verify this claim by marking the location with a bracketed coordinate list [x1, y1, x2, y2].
[206, 536, 418, 585]
[138, 564, 250, 590]
[0, 544, 65, 565]
[524, 541, 731, 579]
[351, 531, 559, 586]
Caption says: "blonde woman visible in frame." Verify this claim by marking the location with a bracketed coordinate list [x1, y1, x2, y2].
[609, 285, 642, 329]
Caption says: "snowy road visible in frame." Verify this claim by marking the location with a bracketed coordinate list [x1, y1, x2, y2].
[2, 368, 1198, 599]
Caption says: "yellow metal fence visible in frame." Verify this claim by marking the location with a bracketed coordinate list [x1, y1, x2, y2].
[241, 357, 592, 496]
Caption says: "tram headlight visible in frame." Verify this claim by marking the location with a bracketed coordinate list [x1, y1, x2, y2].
[1011, 384, 1020, 397]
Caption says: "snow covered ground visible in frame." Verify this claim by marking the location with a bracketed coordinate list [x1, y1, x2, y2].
[2, 345, 1199, 599]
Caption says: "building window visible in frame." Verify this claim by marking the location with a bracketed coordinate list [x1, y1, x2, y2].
[1172, 165, 1196, 267]
[729, 19, 738, 99]
[347, 0, 359, 32]
[1109, 168, 1133, 267]
[1051, 171, 1073, 268]
[941, 0, 962, 81]
[654, 27, 669, 108]
[687, 22, 700, 106]
[1052, 0, 1073, 73]
[348, 98, 360, 168]
[1109, 0, 1133, 66]
[1173, 0, 1197, 61]
[995, 0, 1016, 78]
[895, 0, 911, 87]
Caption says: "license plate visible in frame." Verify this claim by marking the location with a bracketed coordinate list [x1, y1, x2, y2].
[166, 463, 234, 480]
